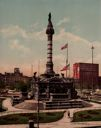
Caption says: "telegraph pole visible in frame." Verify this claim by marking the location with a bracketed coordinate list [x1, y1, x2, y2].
[36, 79, 39, 128]
[31, 64, 33, 77]
[38, 60, 40, 77]
[66, 43, 68, 78]
[91, 45, 94, 91]
[91, 45, 94, 64]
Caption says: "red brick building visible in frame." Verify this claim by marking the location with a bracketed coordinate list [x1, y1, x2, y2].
[73, 63, 99, 89]
[98, 76, 101, 89]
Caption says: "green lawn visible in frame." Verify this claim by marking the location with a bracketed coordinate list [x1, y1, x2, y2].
[90, 99, 101, 104]
[73, 109, 101, 122]
[0, 111, 64, 124]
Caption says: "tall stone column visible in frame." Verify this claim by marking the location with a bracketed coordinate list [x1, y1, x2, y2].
[45, 13, 55, 76]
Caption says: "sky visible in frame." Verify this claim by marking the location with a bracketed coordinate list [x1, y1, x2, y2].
[0, 0, 101, 76]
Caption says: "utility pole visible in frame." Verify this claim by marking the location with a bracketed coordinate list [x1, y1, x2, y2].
[91, 45, 94, 64]
[31, 64, 33, 77]
[66, 43, 68, 78]
[38, 60, 40, 77]
[37, 81, 39, 128]
[91, 45, 94, 91]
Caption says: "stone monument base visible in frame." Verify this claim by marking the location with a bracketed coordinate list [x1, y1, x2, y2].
[14, 98, 91, 110]
[14, 100, 44, 110]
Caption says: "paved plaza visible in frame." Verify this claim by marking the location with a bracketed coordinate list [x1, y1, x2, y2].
[0, 98, 101, 128]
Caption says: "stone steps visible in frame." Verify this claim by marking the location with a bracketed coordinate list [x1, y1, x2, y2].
[45, 100, 83, 110]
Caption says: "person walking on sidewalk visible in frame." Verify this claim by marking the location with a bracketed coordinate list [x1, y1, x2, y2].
[68, 110, 70, 118]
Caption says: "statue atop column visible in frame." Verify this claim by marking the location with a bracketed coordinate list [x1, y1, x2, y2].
[45, 13, 55, 76]
[48, 13, 51, 22]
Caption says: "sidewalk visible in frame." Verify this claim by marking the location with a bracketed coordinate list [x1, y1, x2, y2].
[2, 98, 22, 111]
[1, 98, 101, 128]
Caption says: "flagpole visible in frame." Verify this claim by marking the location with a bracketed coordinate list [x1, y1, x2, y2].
[69, 63, 70, 78]
[38, 60, 40, 77]
[66, 43, 68, 78]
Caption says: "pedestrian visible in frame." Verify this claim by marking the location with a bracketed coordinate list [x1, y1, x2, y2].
[68, 110, 70, 118]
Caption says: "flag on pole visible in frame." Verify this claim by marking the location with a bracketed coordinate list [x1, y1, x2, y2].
[61, 43, 68, 50]
[60, 64, 70, 71]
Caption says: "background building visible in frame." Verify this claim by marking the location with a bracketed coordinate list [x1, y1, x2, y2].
[0, 68, 30, 89]
[73, 63, 99, 90]
[98, 76, 101, 89]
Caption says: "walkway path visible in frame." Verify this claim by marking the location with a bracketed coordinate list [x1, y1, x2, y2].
[0, 98, 101, 128]
[2, 98, 22, 111]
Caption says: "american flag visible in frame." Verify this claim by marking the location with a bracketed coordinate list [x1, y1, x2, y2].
[61, 43, 68, 50]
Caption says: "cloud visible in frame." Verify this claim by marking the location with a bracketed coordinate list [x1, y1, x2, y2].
[53, 28, 101, 75]
[10, 39, 30, 53]
[72, 25, 80, 33]
[0, 25, 28, 38]
[94, 54, 101, 63]
[86, 41, 101, 61]
[0, 24, 100, 48]
[0, 25, 46, 41]
[57, 17, 70, 26]
[1, 25, 101, 76]
[30, 23, 39, 29]
[54, 28, 90, 45]
[0, 25, 88, 44]
[29, 28, 46, 41]
[92, 41, 101, 48]
[53, 54, 65, 66]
